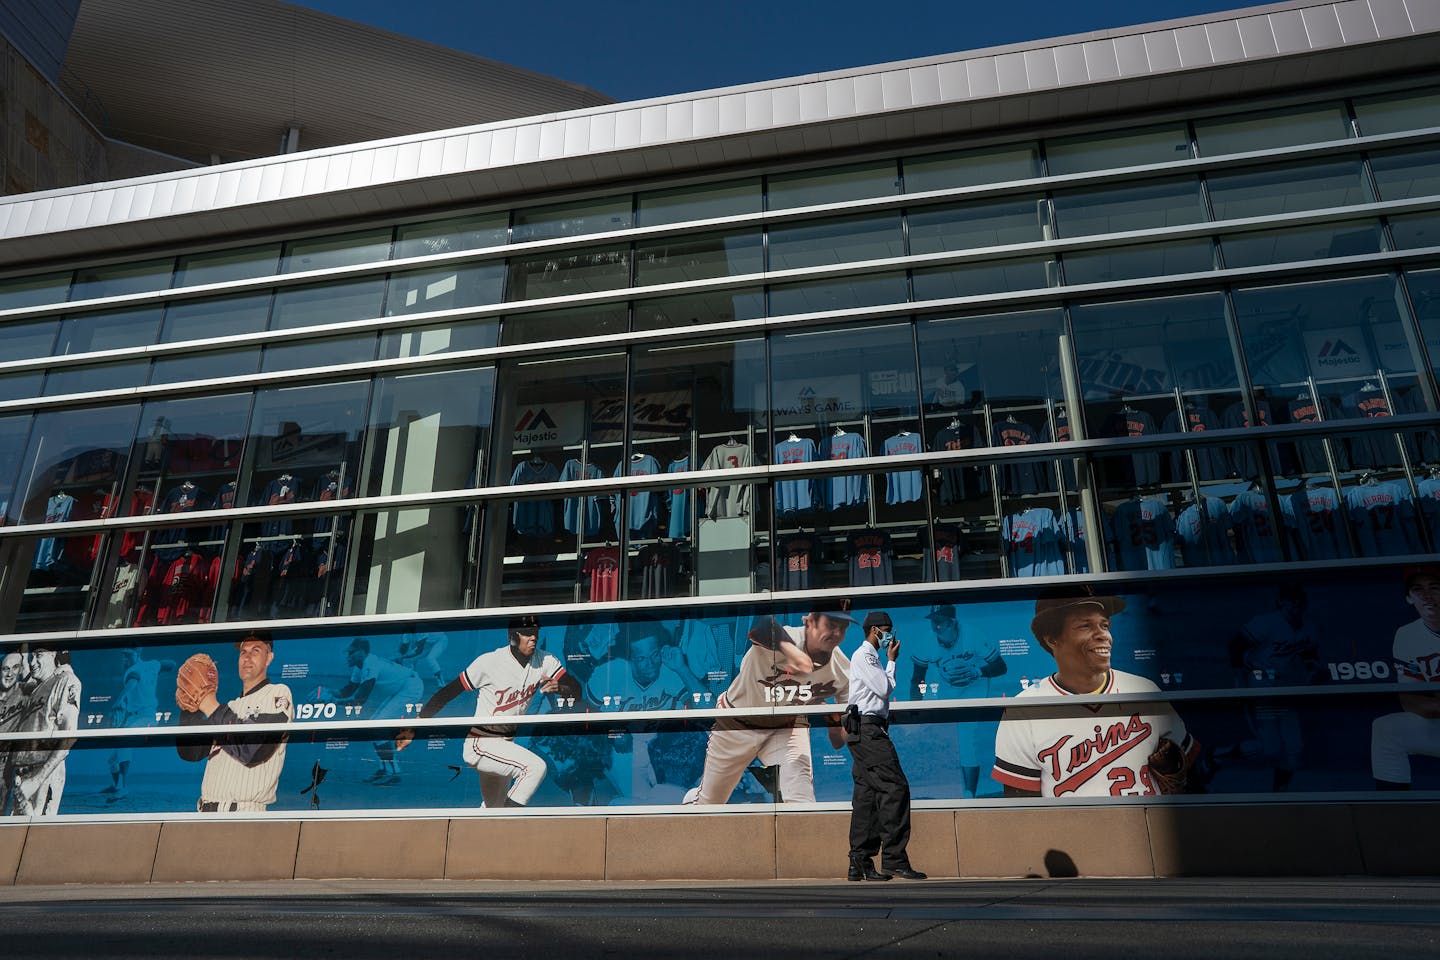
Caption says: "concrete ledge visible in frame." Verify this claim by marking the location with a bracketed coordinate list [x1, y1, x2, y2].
[955, 806, 1154, 878]
[0, 826, 26, 885]
[16, 823, 161, 885]
[152, 820, 301, 882]
[607, 814, 775, 881]
[1147, 804, 1364, 876]
[294, 819, 448, 879]
[446, 817, 606, 880]
[1349, 803, 1440, 875]
[774, 810, 961, 879]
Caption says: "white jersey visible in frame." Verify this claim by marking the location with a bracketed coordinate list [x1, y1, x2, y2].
[1239, 611, 1318, 685]
[992, 669, 1192, 798]
[199, 680, 293, 808]
[461, 646, 565, 736]
[908, 631, 1000, 699]
[1393, 619, 1440, 685]
[586, 659, 689, 712]
[719, 624, 850, 722]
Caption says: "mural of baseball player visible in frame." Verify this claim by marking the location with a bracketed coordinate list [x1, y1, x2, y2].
[687, 600, 854, 805]
[1226, 582, 1318, 791]
[1372, 565, 1440, 790]
[906, 603, 1006, 797]
[175, 631, 293, 813]
[396, 632, 450, 688]
[8, 645, 82, 815]
[322, 638, 423, 785]
[397, 615, 581, 808]
[0, 651, 25, 814]
[992, 586, 1197, 797]
[104, 648, 176, 801]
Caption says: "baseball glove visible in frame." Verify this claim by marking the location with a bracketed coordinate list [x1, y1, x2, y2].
[175, 653, 219, 712]
[1146, 736, 1188, 795]
[939, 657, 982, 687]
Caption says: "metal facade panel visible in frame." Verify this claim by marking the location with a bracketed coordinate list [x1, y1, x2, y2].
[744, 90, 775, 130]
[826, 76, 858, 118]
[771, 85, 802, 125]
[1024, 47, 1062, 87]
[1082, 39, 1121, 80]
[665, 101, 695, 141]
[1111, 34, 1150, 77]
[880, 69, 912, 109]
[1174, 24, 1215, 66]
[1237, 14, 1281, 54]
[936, 60, 969, 100]
[853, 72, 885, 113]
[1368, 0, 1413, 36]
[718, 93, 747, 133]
[1269, 7, 1312, 50]
[640, 105, 668, 144]
[1143, 29, 1184, 70]
[1053, 43, 1090, 85]
[1205, 19, 1247, 62]
[1302, 4, 1347, 45]
[1334, 0, 1381, 40]
[1404, 0, 1440, 31]
[966, 56, 1001, 98]
[908, 64, 943, 105]
[994, 52, 1029, 93]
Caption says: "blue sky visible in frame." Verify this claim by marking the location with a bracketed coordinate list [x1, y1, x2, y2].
[292, 1, 1252, 102]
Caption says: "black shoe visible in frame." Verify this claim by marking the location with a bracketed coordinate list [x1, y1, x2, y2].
[888, 866, 927, 880]
[847, 860, 865, 881]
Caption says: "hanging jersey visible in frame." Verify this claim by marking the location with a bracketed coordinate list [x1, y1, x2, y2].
[773, 438, 818, 516]
[1221, 399, 1276, 478]
[1342, 389, 1395, 469]
[1101, 409, 1161, 486]
[583, 546, 621, 602]
[924, 525, 965, 581]
[1161, 404, 1227, 480]
[1109, 497, 1176, 571]
[1062, 508, 1090, 574]
[1228, 489, 1283, 563]
[881, 433, 923, 505]
[1345, 480, 1422, 557]
[991, 419, 1047, 494]
[1002, 507, 1066, 577]
[1418, 477, 1440, 530]
[33, 493, 76, 571]
[1175, 495, 1236, 566]
[1287, 483, 1350, 561]
[777, 533, 821, 591]
[933, 422, 987, 504]
[820, 432, 868, 509]
[613, 455, 663, 533]
[666, 457, 692, 539]
[510, 460, 560, 536]
[637, 541, 680, 599]
[700, 442, 752, 519]
[847, 528, 894, 587]
[559, 459, 604, 537]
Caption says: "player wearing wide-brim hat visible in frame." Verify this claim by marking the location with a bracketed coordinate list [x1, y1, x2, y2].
[1028, 586, 1127, 654]
[1371, 565, 1440, 789]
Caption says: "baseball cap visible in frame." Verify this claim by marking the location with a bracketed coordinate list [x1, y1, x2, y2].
[812, 598, 858, 625]
[862, 611, 893, 632]
[1029, 585, 1126, 641]
[343, 637, 368, 654]
[237, 631, 274, 651]
[924, 604, 957, 623]
[508, 614, 541, 633]
[1404, 565, 1440, 589]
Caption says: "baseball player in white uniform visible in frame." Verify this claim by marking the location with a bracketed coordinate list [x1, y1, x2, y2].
[104, 648, 175, 800]
[1229, 583, 1318, 791]
[325, 638, 423, 785]
[177, 632, 293, 813]
[907, 604, 1006, 797]
[397, 632, 450, 688]
[9, 646, 81, 816]
[1372, 565, 1440, 790]
[688, 600, 855, 805]
[399, 615, 581, 808]
[993, 587, 1197, 797]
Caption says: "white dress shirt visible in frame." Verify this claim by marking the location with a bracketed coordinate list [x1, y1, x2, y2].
[848, 639, 896, 719]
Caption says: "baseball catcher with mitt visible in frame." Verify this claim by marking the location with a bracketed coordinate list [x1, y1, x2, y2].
[175, 653, 219, 713]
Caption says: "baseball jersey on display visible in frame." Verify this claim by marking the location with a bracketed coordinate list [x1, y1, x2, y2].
[773, 438, 818, 516]
[666, 457, 691, 538]
[990, 419, 1047, 494]
[1345, 480, 1422, 557]
[924, 525, 965, 581]
[1176, 495, 1236, 566]
[881, 432, 923, 504]
[1161, 403, 1227, 481]
[559, 459, 604, 537]
[933, 421, 987, 504]
[1286, 482, 1350, 560]
[1108, 497, 1177, 571]
[1228, 489, 1283, 563]
[1417, 477, 1440, 529]
[777, 533, 821, 591]
[700, 442, 752, 519]
[821, 432, 868, 509]
[637, 541, 681, 599]
[32, 493, 76, 571]
[583, 546, 621, 602]
[461, 646, 565, 737]
[1100, 409, 1161, 486]
[1285, 397, 1342, 474]
[1061, 508, 1090, 574]
[613, 455, 663, 533]
[1342, 388, 1394, 469]
[847, 528, 894, 587]
[1222, 399, 1280, 477]
[153, 483, 209, 559]
[992, 669, 1195, 797]
[509, 459, 560, 536]
[1002, 507, 1066, 577]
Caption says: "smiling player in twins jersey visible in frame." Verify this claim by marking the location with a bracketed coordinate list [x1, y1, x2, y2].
[992, 587, 1197, 798]
[1372, 566, 1440, 790]
[398, 615, 581, 808]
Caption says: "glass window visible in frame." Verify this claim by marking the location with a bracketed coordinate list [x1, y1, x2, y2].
[1232, 275, 1422, 441]
[1062, 240, 1215, 285]
[1194, 102, 1350, 156]
[393, 212, 508, 259]
[240, 379, 369, 509]
[221, 515, 353, 622]
[174, 244, 281, 287]
[1352, 86, 1440, 137]
[281, 228, 392, 273]
[1051, 177, 1206, 238]
[149, 348, 260, 386]
[72, 258, 173, 300]
[43, 359, 149, 397]
[1369, 146, 1440, 202]
[0, 271, 70, 310]
[269, 277, 386, 330]
[637, 178, 762, 226]
[903, 143, 1042, 193]
[767, 214, 904, 271]
[767, 272, 907, 317]
[0, 414, 31, 520]
[351, 505, 476, 614]
[767, 160, 900, 210]
[1401, 267, 1440, 400]
[1390, 211, 1440, 249]
[0, 319, 60, 363]
[501, 304, 627, 345]
[1220, 221, 1385, 268]
[908, 196, 1047, 254]
[630, 338, 766, 463]
[12, 404, 140, 524]
[917, 307, 1067, 423]
[364, 365, 495, 496]
[634, 230, 762, 286]
[385, 262, 506, 316]
[55, 306, 163, 355]
[379, 319, 499, 359]
[632, 288, 764, 331]
[506, 246, 630, 301]
[261, 334, 376, 373]
[161, 292, 271, 343]
[124, 394, 251, 514]
[1046, 123, 1192, 175]
[512, 195, 632, 242]
[0, 373, 43, 403]
[1206, 159, 1371, 220]
[1069, 293, 1242, 445]
[912, 257, 1055, 301]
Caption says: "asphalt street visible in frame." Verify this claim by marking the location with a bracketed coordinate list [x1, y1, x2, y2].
[1, 877, 1437, 959]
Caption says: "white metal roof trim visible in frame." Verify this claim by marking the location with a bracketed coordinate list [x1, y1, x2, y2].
[0, 0, 1429, 247]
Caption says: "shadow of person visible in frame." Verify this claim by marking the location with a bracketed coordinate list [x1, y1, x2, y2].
[1044, 849, 1079, 878]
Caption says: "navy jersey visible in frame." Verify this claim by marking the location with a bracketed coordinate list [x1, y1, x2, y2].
[1002, 507, 1065, 577]
[933, 423, 987, 504]
[1418, 477, 1440, 531]
[666, 457, 691, 539]
[847, 528, 894, 586]
[1061, 507, 1090, 574]
[509, 459, 560, 536]
[777, 533, 821, 591]
[1285, 482, 1350, 561]
[637, 541, 681, 598]
[1101, 408, 1161, 486]
[257, 475, 302, 548]
[153, 482, 210, 559]
[1108, 497, 1176, 571]
[1345, 480, 1422, 557]
[773, 438, 818, 516]
[1284, 396, 1349, 473]
[1162, 404, 1227, 481]
[1176, 495, 1236, 566]
[1228, 489, 1284, 564]
[1222, 399, 1275, 478]
[990, 418, 1047, 495]
[559, 459, 604, 537]
[612, 454, 662, 534]
[821, 431, 868, 509]
[924, 524, 966, 581]
[1341, 389, 1395, 469]
[882, 432, 924, 505]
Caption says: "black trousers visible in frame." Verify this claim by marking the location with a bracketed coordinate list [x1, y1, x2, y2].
[847, 718, 912, 869]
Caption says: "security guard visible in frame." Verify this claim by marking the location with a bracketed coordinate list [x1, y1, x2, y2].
[845, 611, 926, 881]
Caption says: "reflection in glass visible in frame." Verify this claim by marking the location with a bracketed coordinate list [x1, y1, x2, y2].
[0, 319, 60, 363]
[0, 271, 71, 310]
[512, 196, 632, 242]
[261, 334, 377, 373]
[175, 244, 281, 286]
[1046, 123, 1191, 174]
[1352, 86, 1440, 137]
[767, 272, 907, 317]
[270, 277, 386, 330]
[72, 258, 173, 300]
[767, 160, 900, 210]
[364, 366, 495, 497]
[43, 359, 149, 397]
[0, 414, 33, 521]
[907, 196, 1046, 254]
[636, 178, 762, 226]
[1052, 177, 1206, 238]
[379, 319, 499, 358]
[0, 372, 42, 403]
[385, 262, 506, 316]
[12, 404, 140, 524]
[634, 230, 762, 286]
[632, 289, 764, 331]
[282, 229, 392, 273]
[1399, 267, 1440, 401]
[1220, 222, 1384, 268]
[1193, 102, 1349, 155]
[501, 304, 627, 345]
[1206, 159, 1371, 220]
[1062, 240, 1214, 284]
[393, 213, 508, 259]
[161, 292, 271, 343]
[352, 506, 477, 614]
[1389, 212, 1440, 250]
[1369, 146, 1440, 202]
[506, 246, 630, 301]
[149, 348, 260, 386]
[903, 143, 1041, 193]
[767, 214, 904, 271]
[911, 258, 1053, 301]
[56, 306, 163, 355]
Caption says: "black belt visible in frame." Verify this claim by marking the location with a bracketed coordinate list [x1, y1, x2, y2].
[860, 715, 889, 726]
[199, 801, 238, 812]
